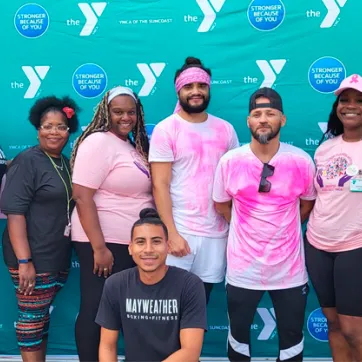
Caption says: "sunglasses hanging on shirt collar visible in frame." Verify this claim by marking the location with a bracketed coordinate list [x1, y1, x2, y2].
[258, 163, 275, 193]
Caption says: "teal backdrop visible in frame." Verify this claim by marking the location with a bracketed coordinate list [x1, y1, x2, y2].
[0, 0, 360, 358]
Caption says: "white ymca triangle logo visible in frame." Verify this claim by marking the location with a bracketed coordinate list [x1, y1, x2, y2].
[22, 66, 50, 99]
[256, 59, 286, 88]
[137, 63, 166, 96]
[78, 2, 107, 36]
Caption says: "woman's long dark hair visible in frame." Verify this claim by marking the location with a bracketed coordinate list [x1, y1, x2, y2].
[320, 96, 343, 143]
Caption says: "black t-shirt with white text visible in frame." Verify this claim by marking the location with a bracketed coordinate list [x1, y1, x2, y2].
[1, 146, 74, 273]
[95, 266, 207, 362]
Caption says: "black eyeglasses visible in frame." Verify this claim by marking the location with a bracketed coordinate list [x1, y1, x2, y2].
[258, 163, 275, 193]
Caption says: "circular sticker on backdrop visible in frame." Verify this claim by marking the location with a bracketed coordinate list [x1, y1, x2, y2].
[308, 57, 346, 94]
[307, 308, 328, 342]
[72, 63, 107, 98]
[14, 3, 49, 38]
[247, 0, 285, 31]
[346, 164, 359, 177]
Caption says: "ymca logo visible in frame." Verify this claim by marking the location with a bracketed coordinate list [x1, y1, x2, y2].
[196, 0, 226, 32]
[256, 59, 286, 88]
[78, 2, 107, 36]
[318, 122, 328, 134]
[257, 308, 276, 340]
[22, 66, 50, 99]
[0, 148, 6, 162]
[137, 63, 166, 97]
[321, 0, 347, 28]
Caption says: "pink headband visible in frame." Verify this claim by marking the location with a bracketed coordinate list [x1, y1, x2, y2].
[174, 67, 211, 113]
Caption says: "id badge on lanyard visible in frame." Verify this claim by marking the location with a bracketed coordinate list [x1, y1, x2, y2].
[64, 223, 71, 237]
[45, 152, 72, 235]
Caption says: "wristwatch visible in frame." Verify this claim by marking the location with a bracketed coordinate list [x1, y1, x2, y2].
[18, 258, 33, 264]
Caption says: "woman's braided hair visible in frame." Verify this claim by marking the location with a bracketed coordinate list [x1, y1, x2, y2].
[70, 90, 149, 170]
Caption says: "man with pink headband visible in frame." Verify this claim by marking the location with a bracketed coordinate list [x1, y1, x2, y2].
[149, 57, 239, 304]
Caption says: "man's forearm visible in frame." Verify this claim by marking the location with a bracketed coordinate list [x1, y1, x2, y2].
[215, 201, 232, 223]
[153, 184, 178, 234]
[99, 343, 117, 362]
[221, 209, 231, 223]
[162, 348, 200, 362]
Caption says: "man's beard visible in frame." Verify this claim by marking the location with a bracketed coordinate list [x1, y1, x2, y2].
[179, 94, 210, 114]
[251, 123, 281, 144]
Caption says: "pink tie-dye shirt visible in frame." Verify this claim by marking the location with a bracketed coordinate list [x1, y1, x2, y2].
[149, 113, 239, 238]
[213, 143, 316, 290]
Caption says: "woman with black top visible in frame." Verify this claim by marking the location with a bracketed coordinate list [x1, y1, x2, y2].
[1, 96, 79, 362]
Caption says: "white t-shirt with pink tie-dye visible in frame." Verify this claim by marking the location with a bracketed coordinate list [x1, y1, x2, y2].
[213, 143, 316, 290]
[149, 113, 239, 238]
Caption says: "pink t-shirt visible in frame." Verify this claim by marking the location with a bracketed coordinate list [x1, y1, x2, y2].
[149, 113, 239, 238]
[71, 132, 153, 245]
[213, 143, 316, 290]
[307, 136, 362, 252]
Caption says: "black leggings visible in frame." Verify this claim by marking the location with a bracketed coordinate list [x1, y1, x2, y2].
[227, 283, 309, 362]
[73, 242, 135, 362]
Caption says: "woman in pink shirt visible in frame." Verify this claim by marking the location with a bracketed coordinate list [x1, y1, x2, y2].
[306, 74, 362, 361]
[70, 86, 153, 362]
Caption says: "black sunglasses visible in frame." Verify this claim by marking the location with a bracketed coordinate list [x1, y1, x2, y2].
[258, 163, 275, 193]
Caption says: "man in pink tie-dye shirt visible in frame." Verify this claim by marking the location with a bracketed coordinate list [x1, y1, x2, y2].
[149, 57, 239, 304]
[213, 88, 316, 362]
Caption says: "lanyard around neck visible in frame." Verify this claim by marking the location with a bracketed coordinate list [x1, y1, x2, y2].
[44, 152, 72, 224]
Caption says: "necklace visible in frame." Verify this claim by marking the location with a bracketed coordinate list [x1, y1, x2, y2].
[44, 152, 72, 231]
[39, 147, 64, 170]
[54, 157, 64, 171]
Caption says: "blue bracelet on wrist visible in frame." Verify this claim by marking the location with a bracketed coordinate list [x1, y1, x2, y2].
[18, 258, 33, 264]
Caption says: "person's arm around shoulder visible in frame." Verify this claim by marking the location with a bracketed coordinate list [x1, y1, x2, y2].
[300, 154, 317, 223]
[96, 275, 122, 362]
[72, 135, 114, 278]
[149, 125, 190, 257]
[163, 273, 207, 362]
[213, 156, 232, 223]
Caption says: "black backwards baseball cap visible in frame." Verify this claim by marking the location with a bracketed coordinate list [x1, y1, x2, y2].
[249, 87, 283, 113]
